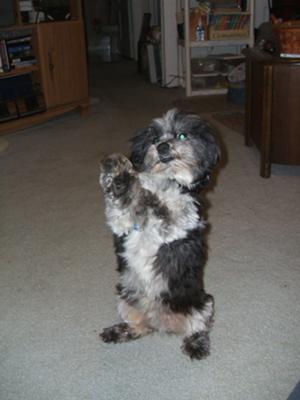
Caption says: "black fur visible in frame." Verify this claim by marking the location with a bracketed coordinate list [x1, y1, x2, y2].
[113, 234, 127, 273]
[155, 227, 207, 314]
[182, 331, 211, 360]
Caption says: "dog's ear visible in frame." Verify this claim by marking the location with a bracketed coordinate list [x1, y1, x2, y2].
[129, 128, 149, 171]
[130, 126, 162, 171]
[192, 123, 220, 190]
[200, 126, 220, 170]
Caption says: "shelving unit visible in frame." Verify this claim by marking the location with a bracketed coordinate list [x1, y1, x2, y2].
[0, 0, 89, 135]
[179, 0, 255, 96]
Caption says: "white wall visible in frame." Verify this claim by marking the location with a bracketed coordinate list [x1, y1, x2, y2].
[160, 1, 179, 87]
[254, 0, 270, 28]
[130, 0, 160, 60]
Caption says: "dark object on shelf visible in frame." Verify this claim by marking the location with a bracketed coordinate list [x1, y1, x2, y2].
[256, 22, 277, 54]
[0, 2, 15, 27]
[270, 0, 300, 21]
[244, 48, 300, 177]
[16, 93, 46, 116]
[0, 74, 45, 120]
[227, 82, 245, 105]
[33, 0, 70, 21]
[0, 100, 18, 122]
[0, 74, 33, 100]
[137, 13, 152, 73]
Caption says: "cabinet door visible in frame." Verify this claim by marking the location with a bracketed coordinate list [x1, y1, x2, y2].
[38, 21, 88, 108]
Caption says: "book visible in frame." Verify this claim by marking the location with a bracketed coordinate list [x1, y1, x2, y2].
[6, 44, 32, 53]
[0, 40, 10, 71]
[5, 35, 32, 45]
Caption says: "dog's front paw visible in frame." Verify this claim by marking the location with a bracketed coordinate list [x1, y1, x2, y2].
[101, 154, 133, 176]
[100, 322, 138, 343]
[100, 154, 134, 195]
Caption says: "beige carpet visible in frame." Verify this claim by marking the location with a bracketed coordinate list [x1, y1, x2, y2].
[1, 59, 300, 400]
[212, 111, 245, 135]
[173, 94, 243, 114]
[0, 138, 9, 153]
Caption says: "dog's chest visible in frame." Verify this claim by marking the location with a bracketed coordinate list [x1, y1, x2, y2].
[121, 185, 201, 290]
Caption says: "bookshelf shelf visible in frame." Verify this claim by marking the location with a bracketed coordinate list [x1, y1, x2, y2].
[0, 64, 39, 78]
[180, 38, 253, 47]
[178, 0, 254, 96]
[0, 0, 89, 135]
[213, 11, 251, 15]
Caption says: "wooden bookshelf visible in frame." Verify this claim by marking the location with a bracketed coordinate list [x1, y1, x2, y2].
[0, 0, 89, 135]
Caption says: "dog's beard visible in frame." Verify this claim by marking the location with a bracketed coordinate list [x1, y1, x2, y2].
[143, 144, 197, 187]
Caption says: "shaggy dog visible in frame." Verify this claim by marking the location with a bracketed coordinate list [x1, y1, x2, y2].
[99, 109, 219, 359]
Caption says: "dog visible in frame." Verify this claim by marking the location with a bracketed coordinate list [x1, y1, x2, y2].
[99, 109, 220, 359]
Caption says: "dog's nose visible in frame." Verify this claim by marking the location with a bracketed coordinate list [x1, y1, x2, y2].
[157, 142, 172, 162]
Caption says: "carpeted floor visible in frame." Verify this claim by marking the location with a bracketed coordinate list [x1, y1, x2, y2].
[173, 94, 243, 114]
[0, 58, 300, 400]
[212, 111, 245, 135]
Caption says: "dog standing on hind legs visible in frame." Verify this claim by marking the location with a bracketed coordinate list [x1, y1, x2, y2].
[99, 109, 220, 360]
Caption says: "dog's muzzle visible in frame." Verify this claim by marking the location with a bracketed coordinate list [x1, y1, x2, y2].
[157, 142, 173, 163]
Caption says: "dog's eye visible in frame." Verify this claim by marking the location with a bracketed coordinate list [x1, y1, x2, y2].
[152, 137, 159, 144]
[178, 132, 188, 141]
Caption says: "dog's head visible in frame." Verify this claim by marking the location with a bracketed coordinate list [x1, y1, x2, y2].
[130, 109, 220, 190]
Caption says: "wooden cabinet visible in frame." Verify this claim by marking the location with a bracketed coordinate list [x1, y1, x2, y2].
[0, 1, 89, 135]
[245, 48, 300, 177]
[38, 21, 88, 108]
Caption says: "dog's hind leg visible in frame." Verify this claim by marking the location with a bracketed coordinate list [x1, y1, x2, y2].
[101, 322, 142, 343]
[181, 294, 214, 360]
[100, 301, 153, 343]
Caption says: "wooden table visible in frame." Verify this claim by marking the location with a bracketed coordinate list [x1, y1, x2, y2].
[244, 48, 300, 177]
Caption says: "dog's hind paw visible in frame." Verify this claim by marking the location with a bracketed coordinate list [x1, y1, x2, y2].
[100, 322, 139, 343]
[181, 331, 210, 360]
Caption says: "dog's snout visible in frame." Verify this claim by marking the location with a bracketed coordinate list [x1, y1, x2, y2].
[157, 142, 172, 162]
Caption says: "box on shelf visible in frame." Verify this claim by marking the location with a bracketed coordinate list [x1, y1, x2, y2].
[191, 54, 245, 75]
[274, 20, 300, 57]
[213, 53, 245, 74]
[191, 57, 221, 75]
[192, 74, 227, 90]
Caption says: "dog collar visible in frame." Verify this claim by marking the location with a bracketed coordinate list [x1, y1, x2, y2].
[133, 223, 141, 231]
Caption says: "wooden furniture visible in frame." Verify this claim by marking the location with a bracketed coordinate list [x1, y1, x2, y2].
[0, 0, 88, 135]
[178, 0, 254, 96]
[245, 48, 300, 177]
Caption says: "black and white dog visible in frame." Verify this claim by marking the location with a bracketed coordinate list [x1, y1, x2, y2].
[99, 109, 219, 359]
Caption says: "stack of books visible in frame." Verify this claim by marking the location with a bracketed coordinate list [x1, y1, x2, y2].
[6, 35, 36, 69]
[210, 14, 250, 30]
[0, 35, 36, 72]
